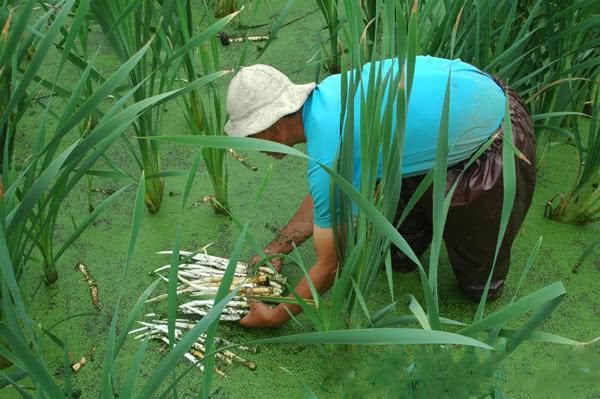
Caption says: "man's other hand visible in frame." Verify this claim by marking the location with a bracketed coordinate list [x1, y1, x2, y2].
[239, 301, 286, 328]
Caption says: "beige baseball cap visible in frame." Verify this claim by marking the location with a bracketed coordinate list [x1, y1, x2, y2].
[224, 64, 316, 137]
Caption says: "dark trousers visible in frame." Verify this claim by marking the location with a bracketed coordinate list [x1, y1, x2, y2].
[392, 78, 536, 300]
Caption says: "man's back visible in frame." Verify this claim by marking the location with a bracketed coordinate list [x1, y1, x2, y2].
[303, 56, 506, 227]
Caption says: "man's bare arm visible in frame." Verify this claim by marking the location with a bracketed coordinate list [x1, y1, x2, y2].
[240, 226, 338, 328]
[254, 194, 314, 269]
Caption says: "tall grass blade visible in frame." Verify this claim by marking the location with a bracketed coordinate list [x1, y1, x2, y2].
[124, 173, 146, 276]
[461, 282, 566, 336]
[255, 0, 296, 60]
[510, 237, 543, 303]
[0, 370, 33, 398]
[52, 183, 133, 263]
[6, 142, 78, 230]
[427, 70, 452, 329]
[114, 280, 161, 356]
[475, 89, 517, 321]
[0, 324, 62, 398]
[100, 298, 120, 397]
[120, 335, 151, 399]
[201, 225, 249, 398]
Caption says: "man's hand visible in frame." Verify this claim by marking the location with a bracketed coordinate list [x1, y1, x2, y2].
[248, 194, 315, 273]
[250, 253, 283, 272]
[239, 301, 287, 328]
[242, 226, 338, 329]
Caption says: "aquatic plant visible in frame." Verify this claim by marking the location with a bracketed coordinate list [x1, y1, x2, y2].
[314, 0, 343, 73]
[545, 88, 600, 225]
[90, 0, 229, 214]
[0, 0, 141, 284]
[0, 172, 243, 397]
[325, 0, 418, 332]
[0, 8, 15, 175]
[163, 1, 238, 214]
[89, 0, 166, 213]
[359, 0, 377, 58]
[1, 0, 228, 282]
[520, 0, 600, 167]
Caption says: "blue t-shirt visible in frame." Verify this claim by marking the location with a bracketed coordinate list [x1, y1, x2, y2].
[303, 56, 505, 228]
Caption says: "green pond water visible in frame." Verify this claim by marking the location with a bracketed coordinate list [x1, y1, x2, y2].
[9, 1, 600, 398]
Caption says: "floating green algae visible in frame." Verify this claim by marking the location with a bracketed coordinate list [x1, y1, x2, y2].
[10, 1, 600, 398]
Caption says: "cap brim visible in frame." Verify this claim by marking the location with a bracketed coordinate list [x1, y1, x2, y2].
[224, 82, 316, 137]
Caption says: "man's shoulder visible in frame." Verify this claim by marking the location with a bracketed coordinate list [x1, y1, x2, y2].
[305, 76, 342, 137]
[316, 73, 342, 92]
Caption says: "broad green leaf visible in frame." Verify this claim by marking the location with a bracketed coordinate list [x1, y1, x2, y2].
[0, 324, 63, 398]
[114, 279, 161, 357]
[249, 328, 493, 349]
[120, 334, 151, 398]
[53, 184, 133, 263]
[461, 282, 566, 336]
[201, 225, 248, 397]
[7, 142, 78, 230]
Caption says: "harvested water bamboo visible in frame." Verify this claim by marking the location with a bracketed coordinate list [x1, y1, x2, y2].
[146, 250, 286, 321]
[129, 318, 255, 375]
[132, 249, 284, 375]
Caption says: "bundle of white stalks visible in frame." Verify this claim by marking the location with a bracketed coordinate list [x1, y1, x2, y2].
[146, 249, 287, 322]
[129, 315, 257, 376]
